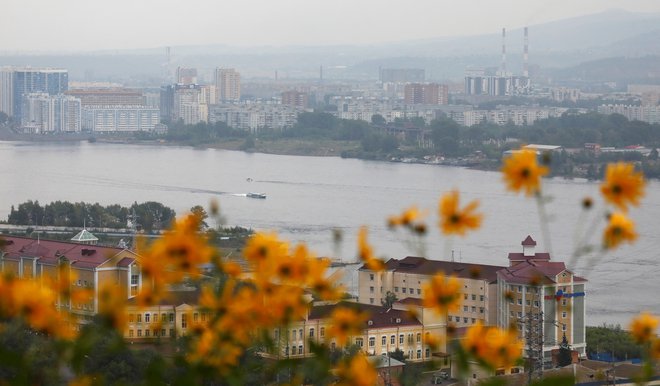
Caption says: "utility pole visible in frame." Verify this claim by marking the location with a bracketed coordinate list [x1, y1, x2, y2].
[520, 285, 544, 385]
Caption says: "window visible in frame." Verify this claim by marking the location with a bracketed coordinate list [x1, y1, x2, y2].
[382, 336, 387, 346]
[562, 299, 567, 306]
[417, 350, 422, 359]
[161, 329, 166, 336]
[181, 314, 187, 329]
[356, 338, 364, 347]
[369, 337, 375, 347]
[331, 342, 336, 350]
[201, 313, 206, 322]
[137, 314, 142, 323]
[153, 314, 158, 323]
[417, 333, 421, 343]
[293, 330, 297, 340]
[472, 294, 476, 301]
[369, 274, 374, 281]
[169, 313, 174, 322]
[517, 299, 522, 305]
[463, 306, 468, 312]
[534, 301, 539, 307]
[137, 329, 142, 337]
[131, 274, 139, 285]
[510, 311, 515, 317]
[370, 298, 374, 304]
[299, 329, 302, 339]
[479, 307, 484, 314]
[129, 314, 134, 323]
[562, 324, 567, 332]
[471, 306, 476, 313]
[518, 286, 522, 292]
[464, 294, 468, 300]
[298, 345, 303, 354]
[409, 288, 413, 294]
[145, 313, 150, 323]
[84, 280, 88, 287]
[309, 328, 314, 338]
[425, 348, 430, 358]
[463, 317, 468, 323]
[292, 346, 297, 355]
[162, 313, 167, 322]
[391, 335, 395, 345]
[562, 311, 567, 318]
[471, 318, 476, 324]
[370, 286, 374, 293]
[394, 287, 399, 292]
[526, 300, 531, 306]
[417, 289, 421, 295]
[518, 312, 523, 318]
[193, 313, 199, 322]
[154, 329, 159, 337]
[399, 335, 404, 344]
[320, 327, 325, 337]
[128, 330, 134, 337]
[480, 295, 484, 301]
[402, 288, 407, 294]
[169, 329, 174, 337]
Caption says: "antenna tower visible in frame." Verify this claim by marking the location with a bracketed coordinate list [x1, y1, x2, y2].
[519, 285, 544, 385]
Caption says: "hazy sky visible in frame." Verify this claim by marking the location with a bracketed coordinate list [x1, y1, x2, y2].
[2, 0, 660, 52]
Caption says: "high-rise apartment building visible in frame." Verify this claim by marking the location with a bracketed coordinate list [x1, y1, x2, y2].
[214, 68, 241, 102]
[404, 83, 448, 105]
[281, 90, 309, 109]
[22, 93, 81, 132]
[176, 67, 198, 85]
[0, 67, 68, 121]
[65, 88, 146, 107]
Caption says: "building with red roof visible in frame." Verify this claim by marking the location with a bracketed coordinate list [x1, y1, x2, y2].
[497, 235, 587, 364]
[0, 234, 141, 326]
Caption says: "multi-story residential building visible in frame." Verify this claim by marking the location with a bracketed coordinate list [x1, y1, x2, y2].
[215, 68, 241, 102]
[22, 93, 82, 132]
[176, 67, 198, 85]
[82, 105, 160, 132]
[125, 289, 201, 340]
[281, 90, 309, 109]
[208, 104, 298, 132]
[597, 104, 660, 124]
[65, 88, 146, 107]
[496, 236, 587, 365]
[358, 256, 503, 328]
[0, 67, 68, 121]
[0, 235, 141, 326]
[404, 83, 448, 105]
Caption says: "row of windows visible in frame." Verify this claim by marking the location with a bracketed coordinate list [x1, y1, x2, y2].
[129, 312, 175, 324]
[509, 298, 541, 307]
[277, 327, 327, 341]
[463, 294, 485, 302]
[127, 328, 175, 338]
[450, 316, 478, 324]
[461, 306, 485, 313]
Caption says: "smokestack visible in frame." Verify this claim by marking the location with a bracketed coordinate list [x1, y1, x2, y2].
[501, 28, 507, 75]
[523, 27, 529, 78]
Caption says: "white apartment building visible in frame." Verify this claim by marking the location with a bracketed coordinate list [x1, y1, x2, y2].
[209, 104, 298, 132]
[215, 68, 241, 102]
[22, 93, 81, 132]
[82, 105, 160, 132]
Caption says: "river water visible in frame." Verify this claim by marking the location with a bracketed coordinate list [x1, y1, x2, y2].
[1, 141, 658, 327]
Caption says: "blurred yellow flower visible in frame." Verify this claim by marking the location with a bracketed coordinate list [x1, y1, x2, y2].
[463, 322, 522, 370]
[629, 312, 658, 344]
[336, 354, 377, 386]
[357, 227, 385, 272]
[439, 190, 482, 236]
[327, 307, 367, 347]
[600, 162, 645, 211]
[388, 206, 422, 227]
[243, 232, 288, 263]
[603, 212, 637, 250]
[422, 273, 461, 314]
[501, 148, 549, 196]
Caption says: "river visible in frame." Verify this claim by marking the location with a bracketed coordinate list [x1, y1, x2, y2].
[1, 140, 658, 327]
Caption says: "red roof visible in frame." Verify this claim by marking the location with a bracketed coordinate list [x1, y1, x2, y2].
[498, 260, 582, 285]
[308, 302, 421, 329]
[508, 252, 551, 262]
[360, 256, 505, 283]
[521, 235, 537, 246]
[0, 235, 133, 269]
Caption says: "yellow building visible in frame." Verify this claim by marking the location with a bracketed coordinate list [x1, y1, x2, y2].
[270, 299, 446, 363]
[358, 256, 503, 328]
[0, 235, 141, 325]
[497, 236, 587, 365]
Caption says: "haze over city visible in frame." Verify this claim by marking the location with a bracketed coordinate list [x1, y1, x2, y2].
[2, 0, 660, 51]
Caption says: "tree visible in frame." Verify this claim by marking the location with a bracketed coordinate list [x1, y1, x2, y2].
[381, 291, 397, 309]
[557, 334, 573, 367]
[371, 114, 386, 126]
[190, 205, 209, 230]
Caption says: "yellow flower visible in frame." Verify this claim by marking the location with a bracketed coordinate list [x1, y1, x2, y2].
[243, 232, 288, 264]
[501, 148, 549, 196]
[439, 190, 482, 236]
[336, 354, 377, 386]
[603, 212, 637, 250]
[600, 162, 645, 211]
[422, 273, 461, 314]
[629, 312, 658, 344]
[388, 206, 422, 227]
[462, 322, 523, 370]
[327, 306, 367, 347]
[357, 227, 385, 272]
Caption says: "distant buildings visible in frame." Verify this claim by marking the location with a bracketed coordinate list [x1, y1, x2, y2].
[81, 105, 160, 132]
[464, 73, 530, 97]
[176, 67, 198, 85]
[160, 84, 209, 125]
[22, 93, 81, 133]
[208, 104, 298, 132]
[281, 90, 309, 109]
[65, 88, 146, 107]
[0, 67, 69, 121]
[597, 104, 660, 124]
[214, 68, 241, 102]
[404, 83, 448, 105]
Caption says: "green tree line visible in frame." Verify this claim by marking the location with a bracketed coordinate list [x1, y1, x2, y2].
[7, 200, 176, 232]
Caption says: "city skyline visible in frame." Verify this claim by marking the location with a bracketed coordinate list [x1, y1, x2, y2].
[1, 0, 659, 52]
